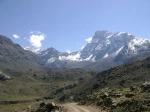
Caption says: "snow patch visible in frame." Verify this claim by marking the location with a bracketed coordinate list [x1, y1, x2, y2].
[128, 38, 148, 52]
[84, 54, 93, 61]
[105, 39, 111, 45]
[117, 32, 126, 36]
[127, 33, 132, 36]
[102, 46, 124, 58]
[95, 44, 103, 50]
[103, 53, 108, 58]
[43, 51, 48, 56]
[115, 46, 124, 54]
[47, 57, 56, 63]
[106, 34, 113, 38]
[59, 52, 81, 61]
[91, 56, 96, 62]
[81, 46, 85, 50]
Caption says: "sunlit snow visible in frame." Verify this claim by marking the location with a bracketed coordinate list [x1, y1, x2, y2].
[128, 38, 148, 52]
[59, 52, 81, 61]
[103, 53, 108, 58]
[47, 57, 56, 63]
[84, 54, 93, 61]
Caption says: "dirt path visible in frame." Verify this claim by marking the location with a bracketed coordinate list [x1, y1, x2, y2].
[63, 103, 105, 112]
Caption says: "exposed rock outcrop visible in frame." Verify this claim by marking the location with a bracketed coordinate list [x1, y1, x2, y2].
[141, 81, 150, 92]
[36, 102, 61, 112]
[0, 71, 10, 80]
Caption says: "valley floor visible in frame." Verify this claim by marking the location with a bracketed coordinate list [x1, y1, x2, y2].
[63, 103, 104, 112]
[0, 101, 104, 112]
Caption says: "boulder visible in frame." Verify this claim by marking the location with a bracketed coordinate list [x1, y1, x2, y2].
[130, 84, 136, 91]
[46, 102, 55, 110]
[35, 102, 61, 112]
[125, 93, 134, 98]
[141, 82, 150, 91]
[0, 71, 10, 80]
[40, 102, 46, 108]
[100, 92, 108, 99]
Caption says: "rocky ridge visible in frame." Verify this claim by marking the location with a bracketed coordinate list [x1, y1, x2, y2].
[0, 35, 43, 71]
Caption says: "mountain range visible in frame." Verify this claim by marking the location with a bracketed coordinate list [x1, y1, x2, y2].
[38, 30, 150, 71]
[0, 30, 150, 71]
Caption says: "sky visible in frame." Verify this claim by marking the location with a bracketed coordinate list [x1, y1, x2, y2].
[0, 0, 150, 53]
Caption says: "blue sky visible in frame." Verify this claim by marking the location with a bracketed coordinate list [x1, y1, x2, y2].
[0, 0, 150, 52]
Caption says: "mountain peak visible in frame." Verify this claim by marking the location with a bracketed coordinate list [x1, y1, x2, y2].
[45, 47, 58, 53]
[93, 30, 113, 39]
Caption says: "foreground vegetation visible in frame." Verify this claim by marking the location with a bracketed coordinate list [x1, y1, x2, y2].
[0, 68, 94, 112]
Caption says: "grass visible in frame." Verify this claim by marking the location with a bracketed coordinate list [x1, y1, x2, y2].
[0, 99, 57, 112]
[0, 102, 32, 112]
[0, 68, 93, 111]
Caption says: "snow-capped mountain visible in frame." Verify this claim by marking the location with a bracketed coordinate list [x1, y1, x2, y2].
[38, 30, 150, 70]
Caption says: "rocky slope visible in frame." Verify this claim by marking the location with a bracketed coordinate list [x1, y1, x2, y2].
[66, 56, 150, 111]
[39, 30, 150, 71]
[0, 35, 43, 71]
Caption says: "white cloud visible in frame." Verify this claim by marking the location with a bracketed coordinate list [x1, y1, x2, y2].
[25, 31, 46, 53]
[29, 32, 45, 48]
[85, 37, 92, 43]
[66, 50, 71, 54]
[13, 34, 20, 39]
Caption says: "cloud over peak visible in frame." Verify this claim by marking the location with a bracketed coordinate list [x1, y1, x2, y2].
[66, 50, 71, 54]
[13, 34, 20, 39]
[29, 31, 46, 48]
[85, 37, 92, 43]
[25, 31, 46, 53]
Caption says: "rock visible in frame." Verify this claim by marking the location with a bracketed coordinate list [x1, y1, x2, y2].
[46, 102, 55, 110]
[40, 102, 46, 108]
[100, 92, 108, 99]
[141, 82, 150, 91]
[54, 105, 61, 110]
[111, 99, 117, 108]
[0, 71, 10, 80]
[33, 74, 37, 77]
[108, 91, 122, 98]
[36, 108, 47, 112]
[125, 93, 134, 98]
[103, 97, 113, 107]
[35, 102, 60, 112]
[130, 84, 136, 91]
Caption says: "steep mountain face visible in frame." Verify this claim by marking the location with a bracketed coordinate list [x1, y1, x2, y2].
[39, 30, 150, 71]
[0, 35, 43, 71]
[80, 31, 134, 60]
